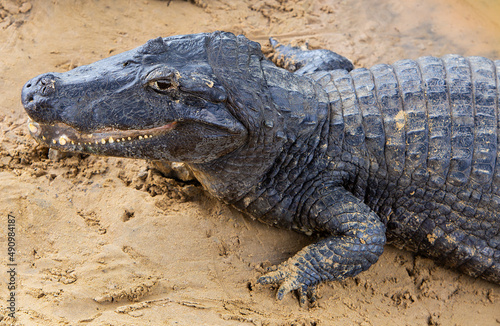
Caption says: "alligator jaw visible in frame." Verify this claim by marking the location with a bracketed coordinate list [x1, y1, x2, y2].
[27, 118, 177, 151]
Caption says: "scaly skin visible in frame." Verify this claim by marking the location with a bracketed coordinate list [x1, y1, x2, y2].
[21, 32, 500, 304]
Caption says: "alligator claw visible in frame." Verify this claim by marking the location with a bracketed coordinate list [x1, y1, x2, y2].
[258, 262, 318, 306]
[269, 37, 280, 49]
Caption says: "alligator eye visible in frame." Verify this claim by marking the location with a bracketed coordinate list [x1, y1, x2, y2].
[149, 79, 176, 93]
[155, 80, 172, 90]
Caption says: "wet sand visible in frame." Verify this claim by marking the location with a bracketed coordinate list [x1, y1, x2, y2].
[1, 0, 499, 325]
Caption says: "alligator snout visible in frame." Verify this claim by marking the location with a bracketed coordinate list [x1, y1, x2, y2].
[21, 73, 59, 124]
[22, 73, 57, 101]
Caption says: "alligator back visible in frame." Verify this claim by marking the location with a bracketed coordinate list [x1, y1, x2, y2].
[315, 55, 500, 282]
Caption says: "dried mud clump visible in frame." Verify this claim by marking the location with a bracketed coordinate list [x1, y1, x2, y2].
[43, 268, 78, 285]
[0, 0, 31, 29]
[94, 277, 159, 303]
[77, 210, 107, 235]
[250, 0, 305, 21]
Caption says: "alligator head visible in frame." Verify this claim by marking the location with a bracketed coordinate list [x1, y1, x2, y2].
[21, 31, 295, 201]
[21, 32, 273, 163]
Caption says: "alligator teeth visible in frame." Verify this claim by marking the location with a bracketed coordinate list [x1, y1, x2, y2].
[59, 134, 156, 148]
[28, 122, 38, 134]
[58, 135, 69, 145]
[36, 123, 170, 150]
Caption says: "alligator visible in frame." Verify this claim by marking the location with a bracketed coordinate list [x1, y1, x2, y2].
[21, 31, 500, 304]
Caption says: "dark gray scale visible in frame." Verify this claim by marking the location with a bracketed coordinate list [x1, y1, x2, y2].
[330, 69, 369, 198]
[443, 55, 475, 188]
[392, 59, 428, 188]
[310, 72, 347, 179]
[456, 58, 500, 278]
[369, 64, 406, 219]
[491, 60, 500, 205]
[380, 59, 432, 251]
[468, 56, 498, 192]
[370, 64, 406, 183]
[417, 56, 451, 190]
[325, 81, 346, 161]
[349, 68, 387, 211]
[407, 57, 495, 273]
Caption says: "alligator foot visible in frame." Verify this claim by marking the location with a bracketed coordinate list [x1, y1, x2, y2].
[268, 37, 354, 75]
[258, 258, 319, 306]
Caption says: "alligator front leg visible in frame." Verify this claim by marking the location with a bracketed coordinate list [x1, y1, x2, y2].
[258, 186, 386, 305]
[268, 38, 354, 75]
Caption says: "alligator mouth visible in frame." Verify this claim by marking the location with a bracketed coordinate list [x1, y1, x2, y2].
[27, 118, 177, 151]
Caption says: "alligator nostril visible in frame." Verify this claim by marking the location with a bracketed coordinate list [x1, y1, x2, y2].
[22, 73, 58, 108]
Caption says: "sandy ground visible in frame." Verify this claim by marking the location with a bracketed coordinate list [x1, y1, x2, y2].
[1, 0, 500, 325]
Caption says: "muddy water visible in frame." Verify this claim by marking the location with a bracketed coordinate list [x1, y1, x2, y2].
[1, 0, 499, 325]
